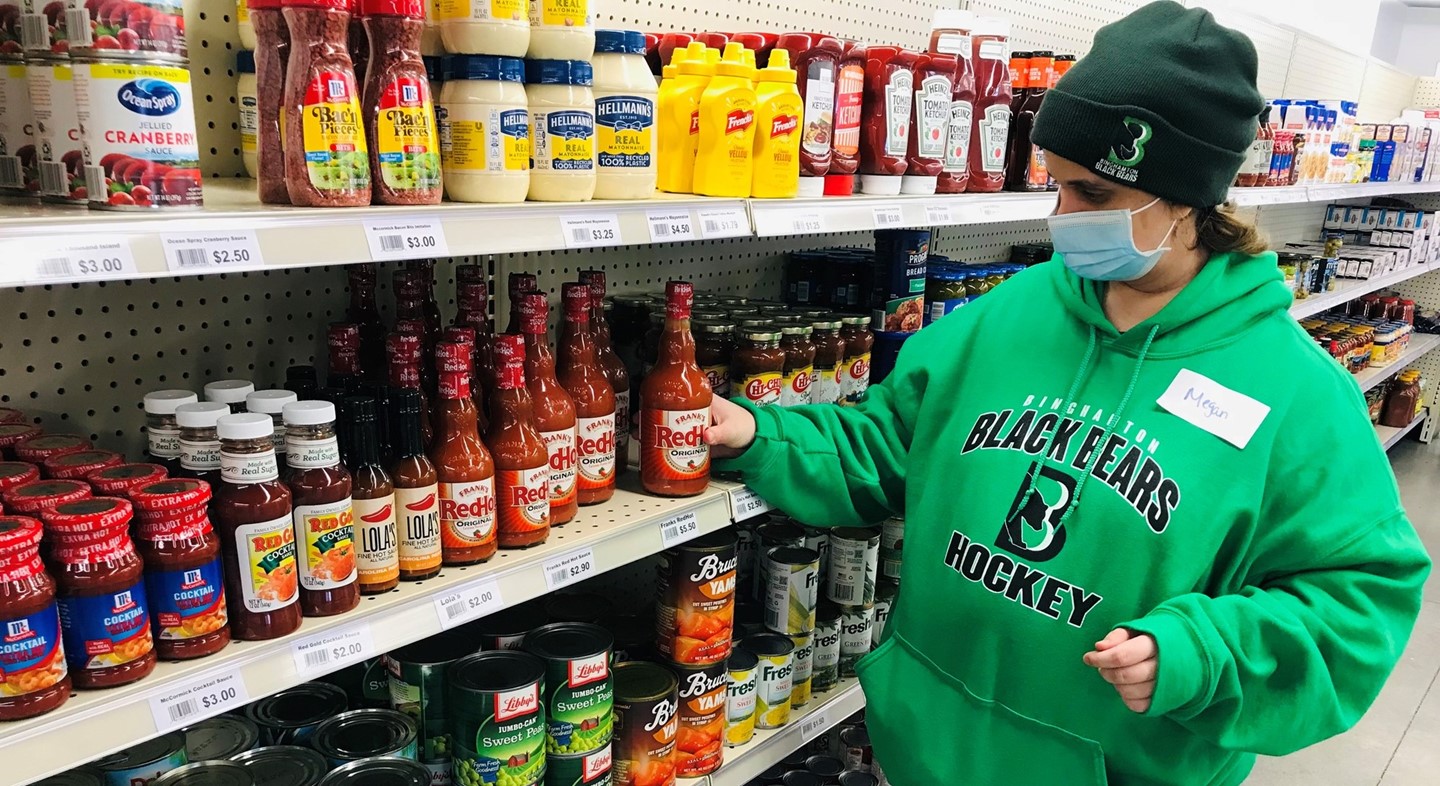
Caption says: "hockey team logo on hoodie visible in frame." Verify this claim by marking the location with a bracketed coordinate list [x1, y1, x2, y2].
[996, 462, 1075, 562]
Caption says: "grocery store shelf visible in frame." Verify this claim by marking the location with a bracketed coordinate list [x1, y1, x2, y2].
[1, 478, 734, 786]
[1356, 334, 1440, 392]
[748, 191, 1057, 237]
[1378, 409, 1428, 451]
[1230, 180, 1440, 207]
[1289, 262, 1439, 319]
[704, 679, 867, 786]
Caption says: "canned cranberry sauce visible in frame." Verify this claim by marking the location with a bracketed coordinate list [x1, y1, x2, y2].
[14, 0, 185, 58]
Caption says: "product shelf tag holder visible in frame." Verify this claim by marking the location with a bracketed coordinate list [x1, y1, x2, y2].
[698, 206, 750, 238]
[363, 218, 450, 261]
[434, 577, 505, 630]
[161, 231, 264, 272]
[148, 669, 251, 732]
[562, 214, 623, 248]
[659, 510, 700, 547]
[729, 485, 772, 521]
[647, 210, 697, 242]
[544, 547, 597, 590]
[291, 622, 377, 674]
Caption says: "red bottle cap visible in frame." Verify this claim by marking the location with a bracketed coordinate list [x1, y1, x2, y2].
[394, 319, 427, 337]
[43, 496, 133, 533]
[824, 173, 857, 196]
[458, 282, 490, 312]
[0, 517, 43, 554]
[359, 0, 423, 17]
[387, 332, 424, 362]
[130, 478, 213, 511]
[562, 283, 591, 321]
[44, 450, 124, 480]
[88, 463, 169, 496]
[393, 273, 424, 300]
[0, 423, 41, 450]
[435, 342, 473, 374]
[15, 434, 92, 464]
[519, 292, 549, 336]
[348, 263, 378, 283]
[2, 479, 91, 514]
[666, 281, 694, 320]
[699, 32, 730, 49]
[329, 323, 362, 349]
[508, 272, 538, 299]
[248, 0, 281, 9]
[456, 264, 485, 285]
[0, 462, 40, 493]
[493, 335, 526, 390]
[578, 269, 607, 294]
[444, 326, 477, 346]
[0, 407, 24, 424]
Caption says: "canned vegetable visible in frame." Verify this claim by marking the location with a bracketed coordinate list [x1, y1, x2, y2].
[788, 631, 813, 707]
[95, 733, 188, 786]
[655, 529, 736, 666]
[826, 527, 878, 606]
[246, 682, 350, 745]
[810, 600, 841, 692]
[464, 599, 543, 651]
[723, 648, 758, 747]
[318, 757, 431, 786]
[762, 546, 820, 635]
[544, 744, 613, 786]
[448, 651, 547, 786]
[878, 518, 903, 582]
[311, 709, 419, 767]
[741, 633, 794, 730]
[386, 632, 476, 781]
[838, 605, 874, 678]
[523, 622, 614, 756]
[229, 746, 328, 786]
[152, 761, 253, 786]
[185, 715, 260, 761]
[872, 580, 897, 649]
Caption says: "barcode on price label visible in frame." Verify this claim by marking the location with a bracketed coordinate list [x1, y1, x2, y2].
[291, 623, 376, 674]
[434, 577, 505, 630]
[646, 210, 696, 242]
[698, 207, 749, 238]
[562, 214, 623, 248]
[872, 205, 904, 228]
[162, 231, 263, 272]
[148, 670, 250, 732]
[730, 486, 772, 521]
[659, 510, 700, 548]
[364, 218, 450, 261]
[790, 212, 825, 234]
[799, 710, 830, 741]
[926, 203, 953, 223]
[544, 547, 597, 590]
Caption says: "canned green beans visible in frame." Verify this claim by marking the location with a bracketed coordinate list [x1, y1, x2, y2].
[879, 517, 904, 582]
[524, 623, 614, 757]
[723, 648, 758, 747]
[810, 601, 842, 692]
[544, 744, 612, 786]
[448, 651, 547, 786]
[762, 546, 820, 635]
[826, 527, 879, 606]
[788, 632, 814, 708]
[742, 633, 794, 730]
[319, 758, 431, 786]
[312, 709, 419, 767]
[385, 631, 476, 781]
[838, 605, 874, 678]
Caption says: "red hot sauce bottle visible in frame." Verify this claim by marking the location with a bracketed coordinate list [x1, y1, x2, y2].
[518, 292, 578, 526]
[486, 335, 552, 548]
[558, 283, 617, 505]
[640, 281, 713, 498]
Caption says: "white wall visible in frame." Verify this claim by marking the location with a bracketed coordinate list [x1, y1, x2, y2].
[1371, 2, 1440, 76]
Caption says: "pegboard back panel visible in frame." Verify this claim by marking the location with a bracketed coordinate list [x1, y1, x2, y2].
[1282, 34, 1365, 101]
[933, 218, 1050, 262]
[1255, 202, 1328, 245]
[1417, 78, 1440, 109]
[187, 0, 245, 178]
[597, 0, 950, 49]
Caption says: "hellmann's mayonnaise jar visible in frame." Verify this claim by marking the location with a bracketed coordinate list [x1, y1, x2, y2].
[438, 0, 529, 56]
[527, 59, 596, 202]
[593, 29, 657, 199]
[438, 55, 530, 203]
[526, 0, 593, 60]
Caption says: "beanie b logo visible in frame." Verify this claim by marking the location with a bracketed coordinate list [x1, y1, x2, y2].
[1106, 116, 1152, 168]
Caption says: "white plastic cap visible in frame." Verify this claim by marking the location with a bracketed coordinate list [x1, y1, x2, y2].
[932, 9, 975, 30]
[796, 177, 826, 197]
[283, 400, 336, 427]
[205, 380, 256, 405]
[246, 389, 299, 415]
[972, 16, 1010, 38]
[175, 402, 231, 429]
[901, 175, 938, 195]
[144, 390, 198, 415]
[217, 412, 274, 441]
[860, 174, 904, 196]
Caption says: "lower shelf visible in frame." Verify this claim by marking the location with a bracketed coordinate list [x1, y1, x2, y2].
[702, 679, 867, 786]
[1378, 409, 1429, 450]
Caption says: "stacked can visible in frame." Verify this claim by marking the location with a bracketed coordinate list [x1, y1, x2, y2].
[654, 530, 737, 778]
[612, 661, 679, 786]
[879, 517, 903, 584]
[827, 527, 880, 678]
[522, 622, 615, 785]
[383, 632, 476, 784]
[759, 534, 819, 711]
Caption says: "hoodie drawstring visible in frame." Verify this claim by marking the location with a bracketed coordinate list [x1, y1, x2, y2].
[1014, 324, 1160, 527]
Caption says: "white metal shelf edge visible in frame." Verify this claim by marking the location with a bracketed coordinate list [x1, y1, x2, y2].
[1356, 334, 1440, 393]
[2, 482, 733, 786]
[1289, 263, 1439, 319]
[1379, 409, 1428, 451]
[706, 680, 868, 786]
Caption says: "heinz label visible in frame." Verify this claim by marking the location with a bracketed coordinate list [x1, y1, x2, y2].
[440, 478, 498, 549]
[396, 484, 442, 574]
[641, 407, 710, 481]
[576, 414, 616, 489]
[496, 467, 548, 538]
[542, 428, 578, 507]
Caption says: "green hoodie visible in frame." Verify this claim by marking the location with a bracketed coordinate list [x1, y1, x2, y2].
[719, 252, 1430, 786]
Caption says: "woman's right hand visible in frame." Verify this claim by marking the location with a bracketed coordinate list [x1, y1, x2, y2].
[705, 396, 757, 459]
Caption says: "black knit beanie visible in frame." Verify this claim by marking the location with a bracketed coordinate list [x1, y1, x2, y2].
[1031, 0, 1265, 207]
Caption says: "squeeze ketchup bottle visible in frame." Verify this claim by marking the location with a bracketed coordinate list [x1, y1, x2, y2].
[902, 52, 957, 195]
[518, 292, 578, 526]
[825, 42, 866, 197]
[486, 335, 551, 548]
[967, 16, 1012, 193]
[640, 281, 713, 498]
[858, 46, 918, 196]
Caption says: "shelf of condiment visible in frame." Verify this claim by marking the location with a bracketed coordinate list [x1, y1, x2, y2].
[1356, 334, 1440, 393]
[1378, 409, 1428, 451]
[706, 679, 867, 786]
[1289, 262, 1438, 320]
[1, 481, 734, 786]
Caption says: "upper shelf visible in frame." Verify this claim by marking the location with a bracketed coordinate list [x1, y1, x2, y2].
[0, 179, 1437, 287]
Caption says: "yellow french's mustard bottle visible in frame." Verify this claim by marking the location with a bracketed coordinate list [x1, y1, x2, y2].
[657, 42, 715, 194]
[751, 47, 803, 198]
[693, 42, 758, 198]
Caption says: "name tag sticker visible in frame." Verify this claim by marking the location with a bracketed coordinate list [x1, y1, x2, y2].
[1157, 369, 1270, 449]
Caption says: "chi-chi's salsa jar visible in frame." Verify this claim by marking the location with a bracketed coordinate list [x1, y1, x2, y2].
[0, 516, 71, 720]
[730, 329, 784, 409]
[129, 479, 231, 660]
[43, 497, 157, 688]
[693, 320, 734, 400]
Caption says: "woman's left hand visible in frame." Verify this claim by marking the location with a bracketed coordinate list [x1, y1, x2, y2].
[1082, 628, 1159, 713]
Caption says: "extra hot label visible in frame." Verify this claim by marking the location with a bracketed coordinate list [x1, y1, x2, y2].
[641, 407, 710, 482]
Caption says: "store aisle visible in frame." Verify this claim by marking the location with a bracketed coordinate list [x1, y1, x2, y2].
[1247, 440, 1440, 786]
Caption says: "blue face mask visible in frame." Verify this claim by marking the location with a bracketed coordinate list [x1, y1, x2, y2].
[1046, 197, 1178, 282]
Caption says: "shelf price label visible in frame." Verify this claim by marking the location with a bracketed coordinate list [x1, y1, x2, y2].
[658, 510, 700, 548]
[729, 486, 771, 522]
[562, 214, 623, 248]
[544, 547, 597, 590]
[799, 709, 830, 742]
[698, 206, 750, 238]
[434, 577, 505, 630]
[926, 203, 954, 224]
[291, 623, 377, 675]
[29, 237, 139, 281]
[646, 210, 696, 242]
[148, 670, 250, 731]
[161, 231, 263, 272]
[364, 218, 450, 261]
[872, 204, 904, 228]
[789, 212, 825, 234]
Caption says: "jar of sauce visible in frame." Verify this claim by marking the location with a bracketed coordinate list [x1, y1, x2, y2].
[694, 320, 735, 399]
[129, 479, 232, 660]
[780, 325, 817, 407]
[825, 42, 865, 196]
[176, 402, 229, 485]
[558, 283, 618, 506]
[640, 281, 714, 497]
[205, 381, 256, 414]
[840, 316, 875, 406]
[247, 391, 299, 473]
[578, 272, 632, 478]
[45, 498, 157, 688]
[486, 335, 551, 548]
[213, 413, 302, 641]
[145, 390, 199, 474]
[859, 46, 917, 196]
[0, 425, 43, 460]
[518, 293, 578, 525]
[776, 32, 842, 196]
[44, 451, 123, 481]
[341, 397, 399, 595]
[390, 389, 441, 580]
[933, 9, 975, 195]
[16, 435, 92, 467]
[87, 464, 168, 498]
[903, 52, 957, 196]
[731, 329, 785, 408]
[4, 480, 91, 519]
[968, 17, 1011, 193]
[283, 401, 360, 617]
[0, 516, 71, 720]
[434, 342, 497, 565]
[0, 463, 41, 497]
